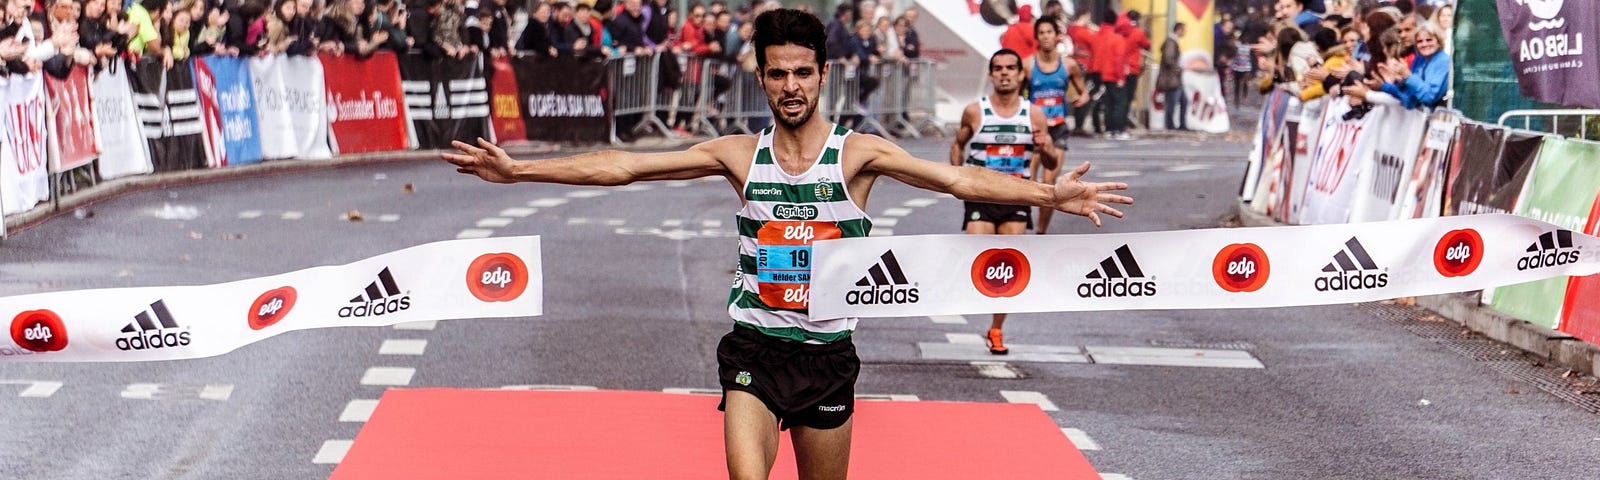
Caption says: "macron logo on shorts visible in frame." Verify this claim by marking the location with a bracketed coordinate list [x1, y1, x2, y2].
[817, 405, 847, 412]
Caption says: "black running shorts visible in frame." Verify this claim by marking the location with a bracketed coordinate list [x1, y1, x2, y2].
[963, 201, 1033, 230]
[717, 324, 859, 430]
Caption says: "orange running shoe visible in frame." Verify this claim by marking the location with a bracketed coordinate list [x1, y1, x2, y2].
[986, 328, 1009, 355]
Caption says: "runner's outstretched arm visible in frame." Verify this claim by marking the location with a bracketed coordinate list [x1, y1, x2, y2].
[858, 136, 1132, 226]
[444, 137, 731, 185]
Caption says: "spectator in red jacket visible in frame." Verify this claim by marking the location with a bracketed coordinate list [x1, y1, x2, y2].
[1118, 11, 1150, 84]
[999, 4, 1036, 59]
[1091, 11, 1130, 139]
[1067, 11, 1099, 135]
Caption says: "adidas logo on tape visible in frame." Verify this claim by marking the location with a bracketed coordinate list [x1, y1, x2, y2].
[339, 267, 413, 318]
[116, 300, 192, 351]
[1517, 230, 1581, 271]
[1078, 245, 1157, 298]
[1315, 237, 1389, 291]
[845, 251, 920, 305]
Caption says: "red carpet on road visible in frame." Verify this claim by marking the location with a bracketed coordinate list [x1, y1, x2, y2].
[330, 389, 1101, 479]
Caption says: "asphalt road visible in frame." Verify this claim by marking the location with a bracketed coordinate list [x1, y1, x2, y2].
[1, 133, 1598, 479]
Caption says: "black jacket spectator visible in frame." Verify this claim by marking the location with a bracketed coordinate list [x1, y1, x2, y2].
[514, 15, 553, 56]
[643, 0, 669, 46]
[548, 19, 582, 56]
[406, 0, 446, 59]
[608, 7, 647, 52]
[824, 6, 852, 60]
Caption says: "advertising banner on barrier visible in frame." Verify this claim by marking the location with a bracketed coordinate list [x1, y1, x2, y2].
[1250, 98, 1298, 219]
[807, 214, 1600, 319]
[1, 73, 50, 216]
[1240, 89, 1292, 202]
[487, 56, 528, 142]
[1286, 99, 1325, 224]
[0, 236, 542, 362]
[251, 55, 295, 159]
[45, 65, 99, 172]
[1397, 110, 1460, 219]
[1495, 0, 1600, 109]
[1300, 97, 1379, 224]
[1149, 69, 1230, 134]
[513, 56, 610, 143]
[399, 54, 491, 149]
[320, 52, 408, 154]
[1447, 124, 1539, 216]
[91, 62, 154, 180]
[195, 55, 264, 166]
[1561, 196, 1600, 343]
[1349, 107, 1428, 222]
[251, 55, 331, 159]
[132, 58, 207, 172]
[1488, 138, 1600, 329]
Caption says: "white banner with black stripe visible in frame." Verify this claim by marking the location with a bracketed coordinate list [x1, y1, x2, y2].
[808, 214, 1600, 319]
[131, 58, 207, 172]
[398, 54, 491, 148]
[1, 237, 541, 362]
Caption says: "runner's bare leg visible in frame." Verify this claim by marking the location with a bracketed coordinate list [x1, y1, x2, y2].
[724, 390, 780, 480]
[791, 418, 854, 480]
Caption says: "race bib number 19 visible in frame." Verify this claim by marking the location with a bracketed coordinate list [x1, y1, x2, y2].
[755, 221, 842, 309]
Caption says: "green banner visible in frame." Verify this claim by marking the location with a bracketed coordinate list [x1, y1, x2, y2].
[1490, 138, 1600, 328]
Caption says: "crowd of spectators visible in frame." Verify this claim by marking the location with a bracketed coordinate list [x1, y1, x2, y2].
[1221, 0, 1453, 114]
[1002, 1, 1151, 140]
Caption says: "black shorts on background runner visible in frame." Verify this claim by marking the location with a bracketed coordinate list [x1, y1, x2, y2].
[717, 324, 859, 430]
[963, 201, 1033, 230]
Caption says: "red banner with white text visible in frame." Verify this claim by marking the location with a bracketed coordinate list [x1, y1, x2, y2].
[487, 56, 528, 143]
[46, 66, 99, 172]
[320, 52, 409, 154]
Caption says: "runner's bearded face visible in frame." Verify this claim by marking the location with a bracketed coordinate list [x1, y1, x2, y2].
[760, 44, 825, 129]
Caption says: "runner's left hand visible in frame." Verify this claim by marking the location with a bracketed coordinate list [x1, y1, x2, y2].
[444, 138, 518, 184]
[1051, 161, 1131, 227]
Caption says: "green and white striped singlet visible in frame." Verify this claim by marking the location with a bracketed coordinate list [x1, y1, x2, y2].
[727, 124, 871, 343]
[964, 96, 1035, 179]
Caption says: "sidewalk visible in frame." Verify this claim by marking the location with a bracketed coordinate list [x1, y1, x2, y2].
[1234, 205, 1600, 377]
[2, 136, 698, 238]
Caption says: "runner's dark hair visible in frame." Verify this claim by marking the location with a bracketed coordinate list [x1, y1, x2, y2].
[989, 48, 1022, 70]
[753, 8, 826, 71]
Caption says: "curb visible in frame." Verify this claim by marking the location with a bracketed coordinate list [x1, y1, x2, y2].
[3, 137, 699, 238]
[1233, 203, 1600, 376]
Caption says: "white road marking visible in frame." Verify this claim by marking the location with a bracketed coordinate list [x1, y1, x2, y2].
[499, 385, 598, 391]
[855, 393, 921, 401]
[868, 228, 894, 236]
[340, 399, 381, 422]
[1061, 428, 1100, 450]
[237, 210, 263, 219]
[701, 219, 723, 228]
[198, 384, 234, 401]
[873, 217, 899, 227]
[120, 383, 161, 399]
[1097, 171, 1142, 178]
[393, 321, 437, 331]
[972, 361, 1023, 379]
[499, 207, 537, 217]
[312, 440, 353, 464]
[376, 214, 401, 222]
[280, 211, 305, 220]
[929, 315, 968, 324]
[1084, 346, 1265, 369]
[662, 219, 683, 227]
[618, 184, 654, 192]
[1100, 474, 1133, 480]
[379, 339, 428, 356]
[1, 380, 63, 398]
[1001, 390, 1059, 411]
[476, 218, 513, 228]
[921, 342, 1092, 363]
[663, 180, 693, 188]
[663, 388, 721, 396]
[903, 198, 939, 207]
[567, 217, 591, 225]
[881, 207, 914, 217]
[360, 367, 415, 386]
[946, 333, 984, 345]
[565, 190, 608, 198]
[1165, 164, 1214, 172]
[528, 198, 568, 207]
[603, 218, 626, 226]
[456, 229, 494, 239]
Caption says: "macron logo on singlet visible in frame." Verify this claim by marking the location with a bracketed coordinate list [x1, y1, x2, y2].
[750, 187, 784, 197]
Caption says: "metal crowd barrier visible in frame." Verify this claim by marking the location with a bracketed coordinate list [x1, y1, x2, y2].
[604, 53, 946, 143]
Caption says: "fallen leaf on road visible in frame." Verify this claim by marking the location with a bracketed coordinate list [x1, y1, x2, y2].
[1506, 388, 1520, 394]
[403, 183, 415, 194]
[346, 210, 364, 221]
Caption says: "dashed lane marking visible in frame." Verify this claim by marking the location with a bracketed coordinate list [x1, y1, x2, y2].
[280, 211, 305, 220]
[874, 217, 899, 227]
[662, 219, 683, 227]
[922, 342, 1092, 363]
[476, 218, 513, 228]
[376, 214, 400, 222]
[340, 399, 381, 422]
[119, 383, 234, 400]
[972, 361, 1024, 379]
[929, 315, 968, 324]
[701, 219, 723, 228]
[868, 228, 894, 236]
[0, 380, 62, 398]
[881, 207, 914, 217]
[618, 184, 654, 192]
[499, 207, 537, 217]
[456, 229, 494, 239]
[312, 440, 353, 464]
[945, 333, 984, 345]
[393, 321, 437, 331]
[237, 210, 263, 219]
[663, 180, 693, 188]
[1085, 346, 1265, 369]
[903, 198, 939, 207]
[1060, 428, 1100, 451]
[604, 218, 626, 226]
[528, 198, 569, 208]
[360, 367, 415, 386]
[198, 384, 234, 401]
[379, 339, 428, 356]
[565, 190, 608, 199]
[1096, 171, 1142, 178]
[1000, 390, 1059, 411]
[1165, 164, 1215, 172]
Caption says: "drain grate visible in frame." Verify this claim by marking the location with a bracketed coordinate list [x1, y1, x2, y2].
[1361, 301, 1600, 416]
[1147, 339, 1257, 351]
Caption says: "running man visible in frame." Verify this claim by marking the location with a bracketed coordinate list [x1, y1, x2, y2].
[1023, 14, 1089, 236]
[952, 48, 1063, 355]
[445, 9, 1132, 479]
